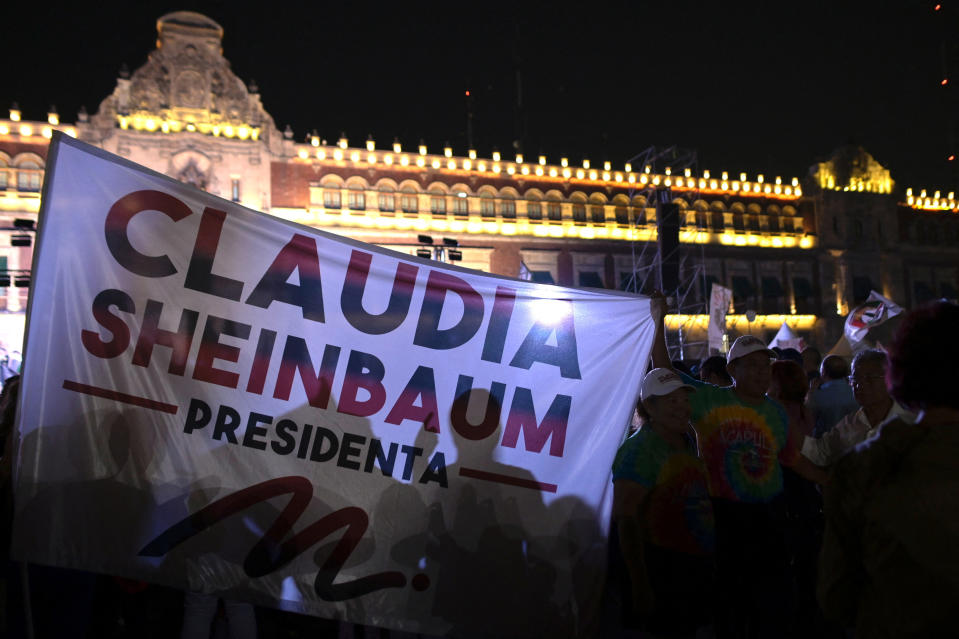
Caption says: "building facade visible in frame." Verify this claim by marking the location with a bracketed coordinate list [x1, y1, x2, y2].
[1, 11, 957, 361]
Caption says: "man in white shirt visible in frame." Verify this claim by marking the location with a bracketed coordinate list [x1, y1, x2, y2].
[801, 349, 916, 467]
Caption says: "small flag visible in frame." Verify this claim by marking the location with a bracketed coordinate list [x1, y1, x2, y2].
[844, 290, 903, 345]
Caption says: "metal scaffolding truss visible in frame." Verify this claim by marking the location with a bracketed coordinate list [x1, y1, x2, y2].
[621, 145, 711, 361]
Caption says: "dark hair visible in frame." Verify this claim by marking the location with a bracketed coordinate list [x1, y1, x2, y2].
[887, 302, 959, 410]
[820, 355, 850, 380]
[671, 360, 695, 377]
[699, 355, 732, 385]
[636, 396, 653, 422]
[779, 348, 803, 364]
[801, 346, 822, 364]
[851, 349, 887, 373]
[770, 360, 808, 404]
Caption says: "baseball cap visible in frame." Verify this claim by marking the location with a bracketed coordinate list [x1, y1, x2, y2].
[641, 367, 696, 401]
[727, 335, 775, 364]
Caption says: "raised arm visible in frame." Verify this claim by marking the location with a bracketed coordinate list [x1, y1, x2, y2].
[649, 291, 672, 371]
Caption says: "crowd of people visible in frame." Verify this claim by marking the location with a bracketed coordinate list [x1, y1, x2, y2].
[612, 298, 959, 638]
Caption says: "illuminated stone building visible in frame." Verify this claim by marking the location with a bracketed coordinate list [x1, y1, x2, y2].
[1, 11, 957, 358]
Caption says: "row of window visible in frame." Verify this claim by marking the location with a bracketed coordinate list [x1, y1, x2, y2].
[0, 166, 43, 192]
[313, 187, 804, 232]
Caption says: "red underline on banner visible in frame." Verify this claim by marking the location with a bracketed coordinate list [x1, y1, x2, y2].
[459, 467, 558, 493]
[62, 380, 179, 415]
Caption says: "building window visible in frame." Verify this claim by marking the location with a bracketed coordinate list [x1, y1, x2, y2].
[348, 190, 365, 211]
[16, 161, 42, 192]
[766, 213, 780, 233]
[761, 276, 784, 313]
[579, 271, 605, 288]
[231, 178, 241, 203]
[590, 204, 605, 224]
[614, 206, 628, 226]
[480, 196, 495, 218]
[572, 203, 586, 224]
[323, 189, 342, 209]
[731, 275, 755, 311]
[527, 201, 542, 220]
[696, 210, 710, 230]
[547, 202, 562, 221]
[378, 191, 395, 213]
[733, 213, 745, 233]
[401, 192, 418, 213]
[634, 207, 647, 226]
[430, 196, 447, 215]
[501, 198, 516, 219]
[792, 277, 813, 314]
[453, 194, 469, 217]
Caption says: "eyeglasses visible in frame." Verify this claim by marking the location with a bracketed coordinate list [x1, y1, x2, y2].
[849, 374, 885, 387]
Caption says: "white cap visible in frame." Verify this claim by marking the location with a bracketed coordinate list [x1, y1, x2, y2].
[641, 367, 696, 401]
[727, 335, 774, 364]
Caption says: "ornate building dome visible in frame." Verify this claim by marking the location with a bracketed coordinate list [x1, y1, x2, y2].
[85, 11, 278, 144]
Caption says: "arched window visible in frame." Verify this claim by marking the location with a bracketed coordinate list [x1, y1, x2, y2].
[501, 195, 516, 219]
[631, 196, 648, 226]
[430, 189, 447, 216]
[480, 193, 496, 219]
[17, 160, 42, 192]
[609, 205, 624, 226]
[766, 205, 781, 233]
[319, 176, 343, 209]
[0, 154, 9, 190]
[400, 187, 418, 213]
[378, 185, 395, 214]
[348, 188, 365, 211]
[526, 195, 542, 220]
[324, 189, 341, 208]
[452, 190, 469, 216]
[590, 202, 606, 224]
[571, 195, 587, 225]
[547, 200, 562, 221]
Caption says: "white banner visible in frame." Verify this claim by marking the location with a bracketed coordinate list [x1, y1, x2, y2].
[844, 290, 903, 346]
[12, 135, 655, 637]
[708, 283, 733, 352]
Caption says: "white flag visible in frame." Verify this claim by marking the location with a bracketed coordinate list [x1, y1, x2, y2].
[708, 283, 733, 352]
[844, 290, 903, 345]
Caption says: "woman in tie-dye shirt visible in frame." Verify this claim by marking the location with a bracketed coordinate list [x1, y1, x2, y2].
[612, 368, 715, 638]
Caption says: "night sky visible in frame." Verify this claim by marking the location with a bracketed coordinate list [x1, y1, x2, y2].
[5, 1, 956, 191]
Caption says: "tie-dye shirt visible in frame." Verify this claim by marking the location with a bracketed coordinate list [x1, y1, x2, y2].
[612, 426, 715, 556]
[681, 373, 799, 503]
